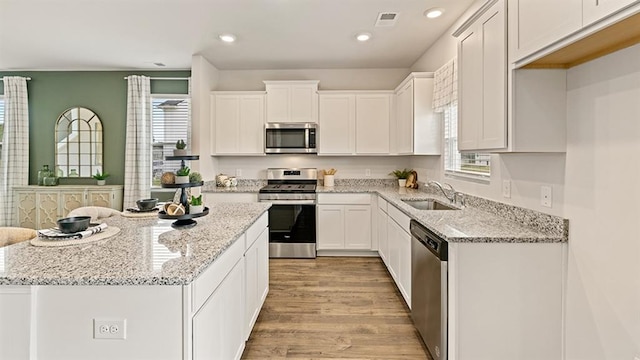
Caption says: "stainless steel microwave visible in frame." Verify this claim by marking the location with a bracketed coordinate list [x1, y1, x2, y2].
[265, 123, 317, 154]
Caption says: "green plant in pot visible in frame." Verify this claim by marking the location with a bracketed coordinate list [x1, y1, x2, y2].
[175, 166, 190, 184]
[174, 139, 187, 156]
[189, 171, 202, 184]
[93, 171, 110, 185]
[390, 168, 412, 187]
[189, 194, 204, 214]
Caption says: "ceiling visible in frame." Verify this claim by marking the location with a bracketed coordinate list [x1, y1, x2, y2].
[0, 0, 475, 71]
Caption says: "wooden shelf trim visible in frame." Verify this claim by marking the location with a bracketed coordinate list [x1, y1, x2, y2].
[524, 12, 640, 69]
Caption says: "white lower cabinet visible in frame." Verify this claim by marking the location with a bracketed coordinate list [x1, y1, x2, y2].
[244, 224, 269, 340]
[316, 194, 372, 251]
[377, 206, 389, 266]
[448, 242, 564, 360]
[193, 257, 245, 360]
[376, 199, 412, 309]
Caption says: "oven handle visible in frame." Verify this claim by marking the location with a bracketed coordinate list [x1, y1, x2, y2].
[259, 199, 317, 205]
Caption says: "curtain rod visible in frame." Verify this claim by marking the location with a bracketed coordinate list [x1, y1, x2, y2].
[123, 77, 189, 80]
[0, 77, 32, 81]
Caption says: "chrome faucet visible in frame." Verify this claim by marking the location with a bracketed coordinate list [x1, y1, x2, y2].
[427, 180, 464, 206]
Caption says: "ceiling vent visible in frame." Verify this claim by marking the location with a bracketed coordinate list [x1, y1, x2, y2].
[375, 12, 399, 27]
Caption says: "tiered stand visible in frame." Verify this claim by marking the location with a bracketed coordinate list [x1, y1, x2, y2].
[158, 155, 209, 229]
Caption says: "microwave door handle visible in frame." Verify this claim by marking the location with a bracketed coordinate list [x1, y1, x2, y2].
[305, 129, 309, 149]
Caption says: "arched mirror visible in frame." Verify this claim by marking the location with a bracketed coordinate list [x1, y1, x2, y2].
[55, 107, 103, 178]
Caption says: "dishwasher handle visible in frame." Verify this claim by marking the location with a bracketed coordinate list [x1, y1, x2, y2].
[410, 220, 448, 261]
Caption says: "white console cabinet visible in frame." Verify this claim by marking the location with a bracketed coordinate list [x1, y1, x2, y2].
[14, 185, 123, 229]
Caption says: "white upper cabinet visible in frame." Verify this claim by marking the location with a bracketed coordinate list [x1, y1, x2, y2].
[456, 0, 507, 151]
[264, 81, 318, 123]
[318, 93, 356, 154]
[211, 92, 265, 155]
[355, 93, 392, 154]
[318, 91, 392, 155]
[510, 0, 640, 68]
[583, 0, 639, 26]
[392, 73, 440, 155]
[508, 0, 582, 63]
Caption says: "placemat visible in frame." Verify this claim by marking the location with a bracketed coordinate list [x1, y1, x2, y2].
[30, 227, 121, 247]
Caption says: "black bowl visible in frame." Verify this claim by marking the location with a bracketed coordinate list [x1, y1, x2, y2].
[137, 198, 159, 211]
[57, 216, 92, 234]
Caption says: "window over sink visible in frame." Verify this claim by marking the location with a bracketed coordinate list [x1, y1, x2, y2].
[443, 101, 491, 180]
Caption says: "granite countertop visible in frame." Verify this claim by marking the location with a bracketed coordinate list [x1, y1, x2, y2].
[0, 203, 271, 286]
[318, 185, 567, 244]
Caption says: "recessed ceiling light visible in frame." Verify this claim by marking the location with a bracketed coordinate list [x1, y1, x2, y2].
[219, 34, 237, 43]
[424, 8, 444, 19]
[356, 33, 372, 42]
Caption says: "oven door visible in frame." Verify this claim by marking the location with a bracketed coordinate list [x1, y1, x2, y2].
[267, 203, 316, 258]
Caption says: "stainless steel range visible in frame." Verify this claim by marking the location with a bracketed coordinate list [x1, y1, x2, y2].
[258, 168, 317, 258]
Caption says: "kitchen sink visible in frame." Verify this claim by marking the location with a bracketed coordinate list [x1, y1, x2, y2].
[402, 199, 459, 211]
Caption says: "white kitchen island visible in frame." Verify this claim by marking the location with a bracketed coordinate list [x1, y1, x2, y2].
[0, 203, 270, 360]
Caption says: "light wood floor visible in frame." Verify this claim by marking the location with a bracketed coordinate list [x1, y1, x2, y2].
[242, 257, 432, 359]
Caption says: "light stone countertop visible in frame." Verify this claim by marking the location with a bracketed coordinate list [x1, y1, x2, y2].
[0, 203, 270, 286]
[317, 185, 567, 243]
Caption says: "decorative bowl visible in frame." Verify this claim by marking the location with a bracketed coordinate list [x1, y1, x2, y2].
[57, 216, 91, 234]
[137, 198, 159, 211]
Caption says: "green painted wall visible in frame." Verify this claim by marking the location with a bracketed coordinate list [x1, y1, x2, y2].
[0, 71, 190, 185]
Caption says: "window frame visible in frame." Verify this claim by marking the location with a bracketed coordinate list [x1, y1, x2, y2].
[150, 93, 191, 189]
[442, 100, 491, 183]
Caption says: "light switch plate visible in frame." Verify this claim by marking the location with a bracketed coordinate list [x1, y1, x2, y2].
[502, 180, 511, 198]
[541, 186, 552, 208]
[236, 169, 242, 177]
[365, 169, 371, 177]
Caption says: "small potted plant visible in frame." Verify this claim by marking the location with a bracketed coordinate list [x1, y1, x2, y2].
[390, 168, 412, 187]
[93, 171, 110, 185]
[175, 166, 190, 184]
[174, 139, 187, 156]
[189, 171, 202, 184]
[189, 195, 204, 214]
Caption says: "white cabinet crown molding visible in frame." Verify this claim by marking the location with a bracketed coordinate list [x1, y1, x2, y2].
[393, 72, 434, 93]
[453, 0, 501, 37]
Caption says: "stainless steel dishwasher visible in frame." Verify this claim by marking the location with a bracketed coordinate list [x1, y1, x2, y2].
[410, 219, 447, 360]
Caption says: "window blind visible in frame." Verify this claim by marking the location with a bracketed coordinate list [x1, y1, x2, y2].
[443, 101, 490, 177]
[151, 95, 191, 186]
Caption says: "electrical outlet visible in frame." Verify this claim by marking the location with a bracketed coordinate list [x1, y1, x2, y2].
[94, 319, 126, 340]
[502, 180, 511, 198]
[236, 169, 242, 177]
[541, 186, 552, 208]
[365, 169, 371, 177]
